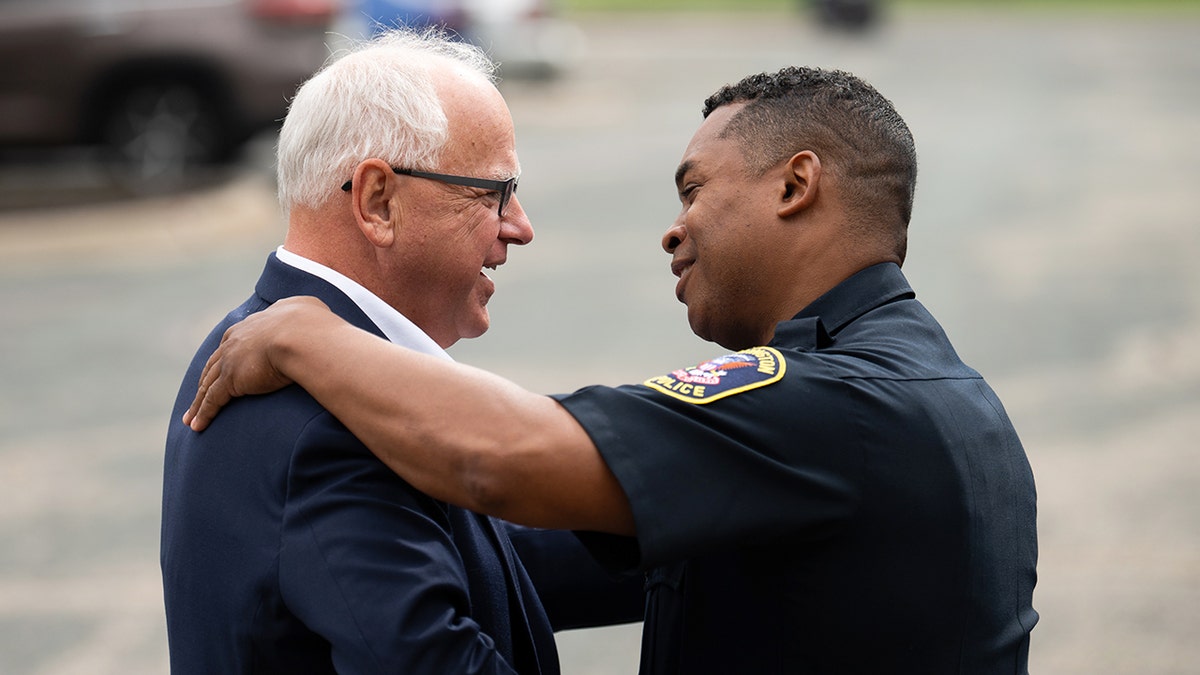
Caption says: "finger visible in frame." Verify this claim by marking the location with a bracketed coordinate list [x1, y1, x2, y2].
[188, 372, 234, 432]
[184, 317, 257, 431]
[182, 362, 212, 430]
[182, 353, 216, 427]
[184, 354, 227, 432]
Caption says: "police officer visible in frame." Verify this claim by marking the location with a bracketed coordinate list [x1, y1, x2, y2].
[186, 66, 1039, 674]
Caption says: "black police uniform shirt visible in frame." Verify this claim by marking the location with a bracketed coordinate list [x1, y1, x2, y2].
[554, 262, 1039, 675]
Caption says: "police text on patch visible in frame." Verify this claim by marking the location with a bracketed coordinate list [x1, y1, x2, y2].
[642, 346, 785, 404]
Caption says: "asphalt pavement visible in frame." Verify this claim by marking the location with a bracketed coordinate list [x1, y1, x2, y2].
[1, 6, 1198, 674]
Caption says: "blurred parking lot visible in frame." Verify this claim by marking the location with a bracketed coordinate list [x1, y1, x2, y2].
[2, 4, 1199, 674]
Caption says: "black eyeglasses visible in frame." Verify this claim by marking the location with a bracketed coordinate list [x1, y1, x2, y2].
[341, 167, 519, 218]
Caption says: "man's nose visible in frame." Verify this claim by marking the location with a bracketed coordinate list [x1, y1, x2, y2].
[662, 217, 686, 253]
[501, 195, 534, 245]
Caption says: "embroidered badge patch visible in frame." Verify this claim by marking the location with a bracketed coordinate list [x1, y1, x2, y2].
[642, 346, 786, 404]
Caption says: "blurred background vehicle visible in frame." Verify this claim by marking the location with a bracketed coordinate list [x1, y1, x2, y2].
[808, 0, 881, 30]
[343, 0, 585, 78]
[0, 0, 338, 193]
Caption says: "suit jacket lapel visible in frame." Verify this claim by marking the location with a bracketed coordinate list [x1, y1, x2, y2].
[483, 517, 560, 675]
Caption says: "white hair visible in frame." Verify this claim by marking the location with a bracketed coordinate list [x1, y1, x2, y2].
[276, 28, 498, 212]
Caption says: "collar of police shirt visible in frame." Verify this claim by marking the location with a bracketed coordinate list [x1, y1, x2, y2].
[275, 245, 453, 361]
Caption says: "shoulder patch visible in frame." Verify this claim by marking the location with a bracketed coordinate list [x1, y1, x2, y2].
[642, 346, 786, 404]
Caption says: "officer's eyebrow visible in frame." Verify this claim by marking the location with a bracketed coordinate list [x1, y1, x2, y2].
[675, 160, 693, 190]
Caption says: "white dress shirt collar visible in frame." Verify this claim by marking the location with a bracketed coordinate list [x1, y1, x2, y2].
[275, 246, 452, 361]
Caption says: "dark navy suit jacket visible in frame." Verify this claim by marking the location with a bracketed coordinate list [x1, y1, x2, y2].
[162, 253, 640, 674]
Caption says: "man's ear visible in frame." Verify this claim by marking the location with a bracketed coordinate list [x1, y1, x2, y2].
[351, 159, 399, 247]
[778, 150, 821, 218]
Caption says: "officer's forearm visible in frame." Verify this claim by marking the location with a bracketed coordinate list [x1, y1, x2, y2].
[270, 306, 636, 535]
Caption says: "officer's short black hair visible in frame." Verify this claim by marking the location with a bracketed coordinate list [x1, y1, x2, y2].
[704, 67, 917, 258]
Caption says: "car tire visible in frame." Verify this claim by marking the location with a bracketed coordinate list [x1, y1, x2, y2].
[100, 81, 230, 194]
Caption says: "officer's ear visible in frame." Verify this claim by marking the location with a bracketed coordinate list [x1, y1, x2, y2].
[778, 150, 821, 218]
[350, 159, 398, 248]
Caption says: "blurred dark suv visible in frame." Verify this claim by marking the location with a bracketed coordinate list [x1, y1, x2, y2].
[0, 0, 337, 191]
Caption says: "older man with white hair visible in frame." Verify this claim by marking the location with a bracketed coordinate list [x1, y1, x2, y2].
[161, 28, 641, 675]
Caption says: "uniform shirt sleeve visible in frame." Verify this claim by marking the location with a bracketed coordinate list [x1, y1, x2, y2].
[278, 412, 521, 675]
[554, 352, 864, 570]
